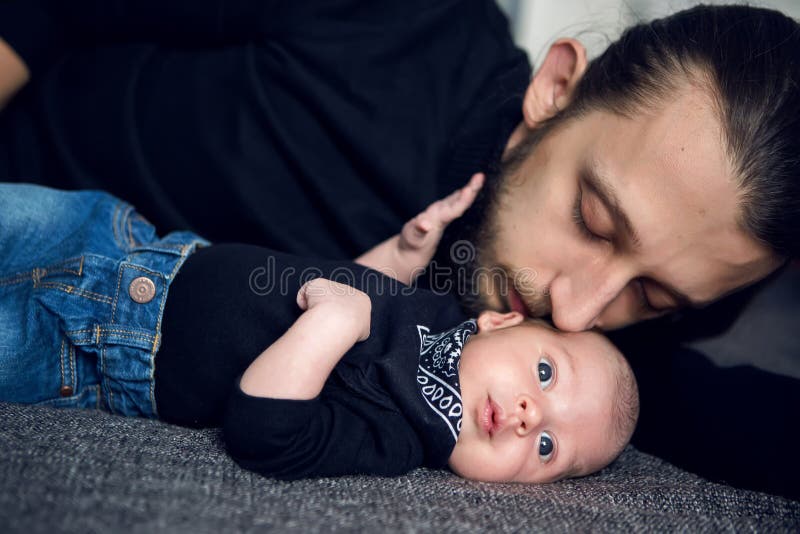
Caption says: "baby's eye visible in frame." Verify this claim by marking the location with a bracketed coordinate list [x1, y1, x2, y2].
[539, 432, 555, 462]
[537, 356, 554, 389]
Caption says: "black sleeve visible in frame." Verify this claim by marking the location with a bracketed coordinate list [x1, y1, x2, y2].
[0, 0, 276, 71]
[223, 378, 425, 480]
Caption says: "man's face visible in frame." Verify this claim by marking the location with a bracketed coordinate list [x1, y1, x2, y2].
[472, 86, 782, 331]
[449, 318, 624, 483]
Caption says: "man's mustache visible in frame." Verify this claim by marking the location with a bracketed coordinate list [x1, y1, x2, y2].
[506, 265, 553, 318]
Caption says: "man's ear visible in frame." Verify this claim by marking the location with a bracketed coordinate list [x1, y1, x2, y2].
[477, 310, 525, 333]
[523, 38, 588, 128]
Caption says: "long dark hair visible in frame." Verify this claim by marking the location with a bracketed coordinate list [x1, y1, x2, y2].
[548, 4, 800, 259]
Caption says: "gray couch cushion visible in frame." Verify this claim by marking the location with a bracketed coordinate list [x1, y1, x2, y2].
[1, 402, 797, 532]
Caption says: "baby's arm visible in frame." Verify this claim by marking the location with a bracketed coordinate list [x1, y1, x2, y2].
[355, 173, 484, 285]
[239, 278, 371, 399]
[227, 277, 423, 478]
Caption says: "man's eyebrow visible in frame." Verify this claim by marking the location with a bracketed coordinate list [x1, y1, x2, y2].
[582, 160, 706, 310]
[581, 159, 642, 250]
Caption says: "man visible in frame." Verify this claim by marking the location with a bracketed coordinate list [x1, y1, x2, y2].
[0, 1, 797, 498]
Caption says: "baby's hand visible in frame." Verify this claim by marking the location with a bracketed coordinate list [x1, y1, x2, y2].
[399, 173, 484, 255]
[355, 173, 484, 284]
[296, 278, 371, 341]
[240, 278, 371, 400]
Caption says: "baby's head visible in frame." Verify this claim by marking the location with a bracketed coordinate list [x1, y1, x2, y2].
[449, 311, 638, 484]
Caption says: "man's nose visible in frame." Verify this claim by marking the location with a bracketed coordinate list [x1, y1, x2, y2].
[514, 393, 542, 437]
[548, 263, 634, 332]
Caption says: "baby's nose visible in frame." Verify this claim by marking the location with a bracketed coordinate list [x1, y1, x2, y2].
[514, 393, 542, 437]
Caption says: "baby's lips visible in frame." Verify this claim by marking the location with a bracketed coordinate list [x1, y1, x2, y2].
[483, 396, 507, 436]
[491, 399, 508, 433]
[482, 398, 493, 435]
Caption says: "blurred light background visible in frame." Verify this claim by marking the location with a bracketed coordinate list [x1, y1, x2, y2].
[497, 1, 800, 67]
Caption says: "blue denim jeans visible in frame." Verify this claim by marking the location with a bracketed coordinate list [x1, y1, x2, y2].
[0, 184, 208, 418]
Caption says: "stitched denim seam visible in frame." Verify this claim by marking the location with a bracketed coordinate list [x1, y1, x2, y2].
[0, 257, 85, 287]
[131, 215, 149, 243]
[69, 343, 76, 389]
[59, 339, 66, 391]
[111, 263, 126, 323]
[149, 332, 160, 416]
[69, 332, 156, 344]
[0, 272, 30, 286]
[122, 205, 135, 249]
[68, 326, 157, 337]
[127, 216, 135, 248]
[130, 242, 184, 253]
[112, 203, 135, 251]
[111, 203, 120, 246]
[155, 243, 183, 250]
[101, 344, 114, 413]
[40, 257, 84, 277]
[125, 264, 162, 278]
[112, 203, 124, 250]
[36, 282, 113, 305]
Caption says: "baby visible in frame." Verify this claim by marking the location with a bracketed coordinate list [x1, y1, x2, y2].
[223, 174, 638, 483]
[0, 180, 638, 484]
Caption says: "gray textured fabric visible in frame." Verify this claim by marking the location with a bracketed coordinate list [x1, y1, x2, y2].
[1, 402, 798, 533]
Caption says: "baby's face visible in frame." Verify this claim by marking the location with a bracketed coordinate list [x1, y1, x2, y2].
[449, 312, 629, 484]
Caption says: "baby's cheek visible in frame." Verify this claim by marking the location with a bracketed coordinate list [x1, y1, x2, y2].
[447, 439, 501, 482]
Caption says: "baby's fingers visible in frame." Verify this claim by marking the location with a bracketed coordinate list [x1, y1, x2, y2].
[296, 280, 311, 310]
[398, 173, 485, 252]
[436, 173, 484, 224]
[399, 215, 433, 249]
[296, 277, 332, 310]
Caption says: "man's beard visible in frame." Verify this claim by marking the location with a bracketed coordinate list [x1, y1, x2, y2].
[426, 130, 553, 318]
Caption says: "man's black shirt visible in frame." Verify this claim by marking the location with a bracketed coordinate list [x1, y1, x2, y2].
[0, 0, 529, 258]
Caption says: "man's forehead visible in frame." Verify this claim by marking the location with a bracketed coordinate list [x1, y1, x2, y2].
[590, 88, 730, 209]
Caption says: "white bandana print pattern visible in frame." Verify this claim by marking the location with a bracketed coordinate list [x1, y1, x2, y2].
[416, 319, 477, 442]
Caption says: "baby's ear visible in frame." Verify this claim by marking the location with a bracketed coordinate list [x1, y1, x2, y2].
[476, 310, 525, 333]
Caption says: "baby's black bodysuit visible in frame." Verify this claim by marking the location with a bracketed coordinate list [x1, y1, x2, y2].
[155, 243, 475, 479]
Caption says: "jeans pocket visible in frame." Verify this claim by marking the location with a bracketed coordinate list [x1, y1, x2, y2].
[0, 335, 79, 404]
[35, 383, 102, 410]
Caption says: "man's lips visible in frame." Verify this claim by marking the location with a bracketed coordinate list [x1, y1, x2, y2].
[482, 396, 505, 437]
[507, 284, 530, 316]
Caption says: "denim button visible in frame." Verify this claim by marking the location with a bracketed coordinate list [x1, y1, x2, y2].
[60, 386, 74, 397]
[129, 276, 156, 304]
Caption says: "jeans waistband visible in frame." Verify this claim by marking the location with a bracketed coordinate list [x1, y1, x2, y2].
[65, 232, 207, 417]
[0, 184, 209, 418]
